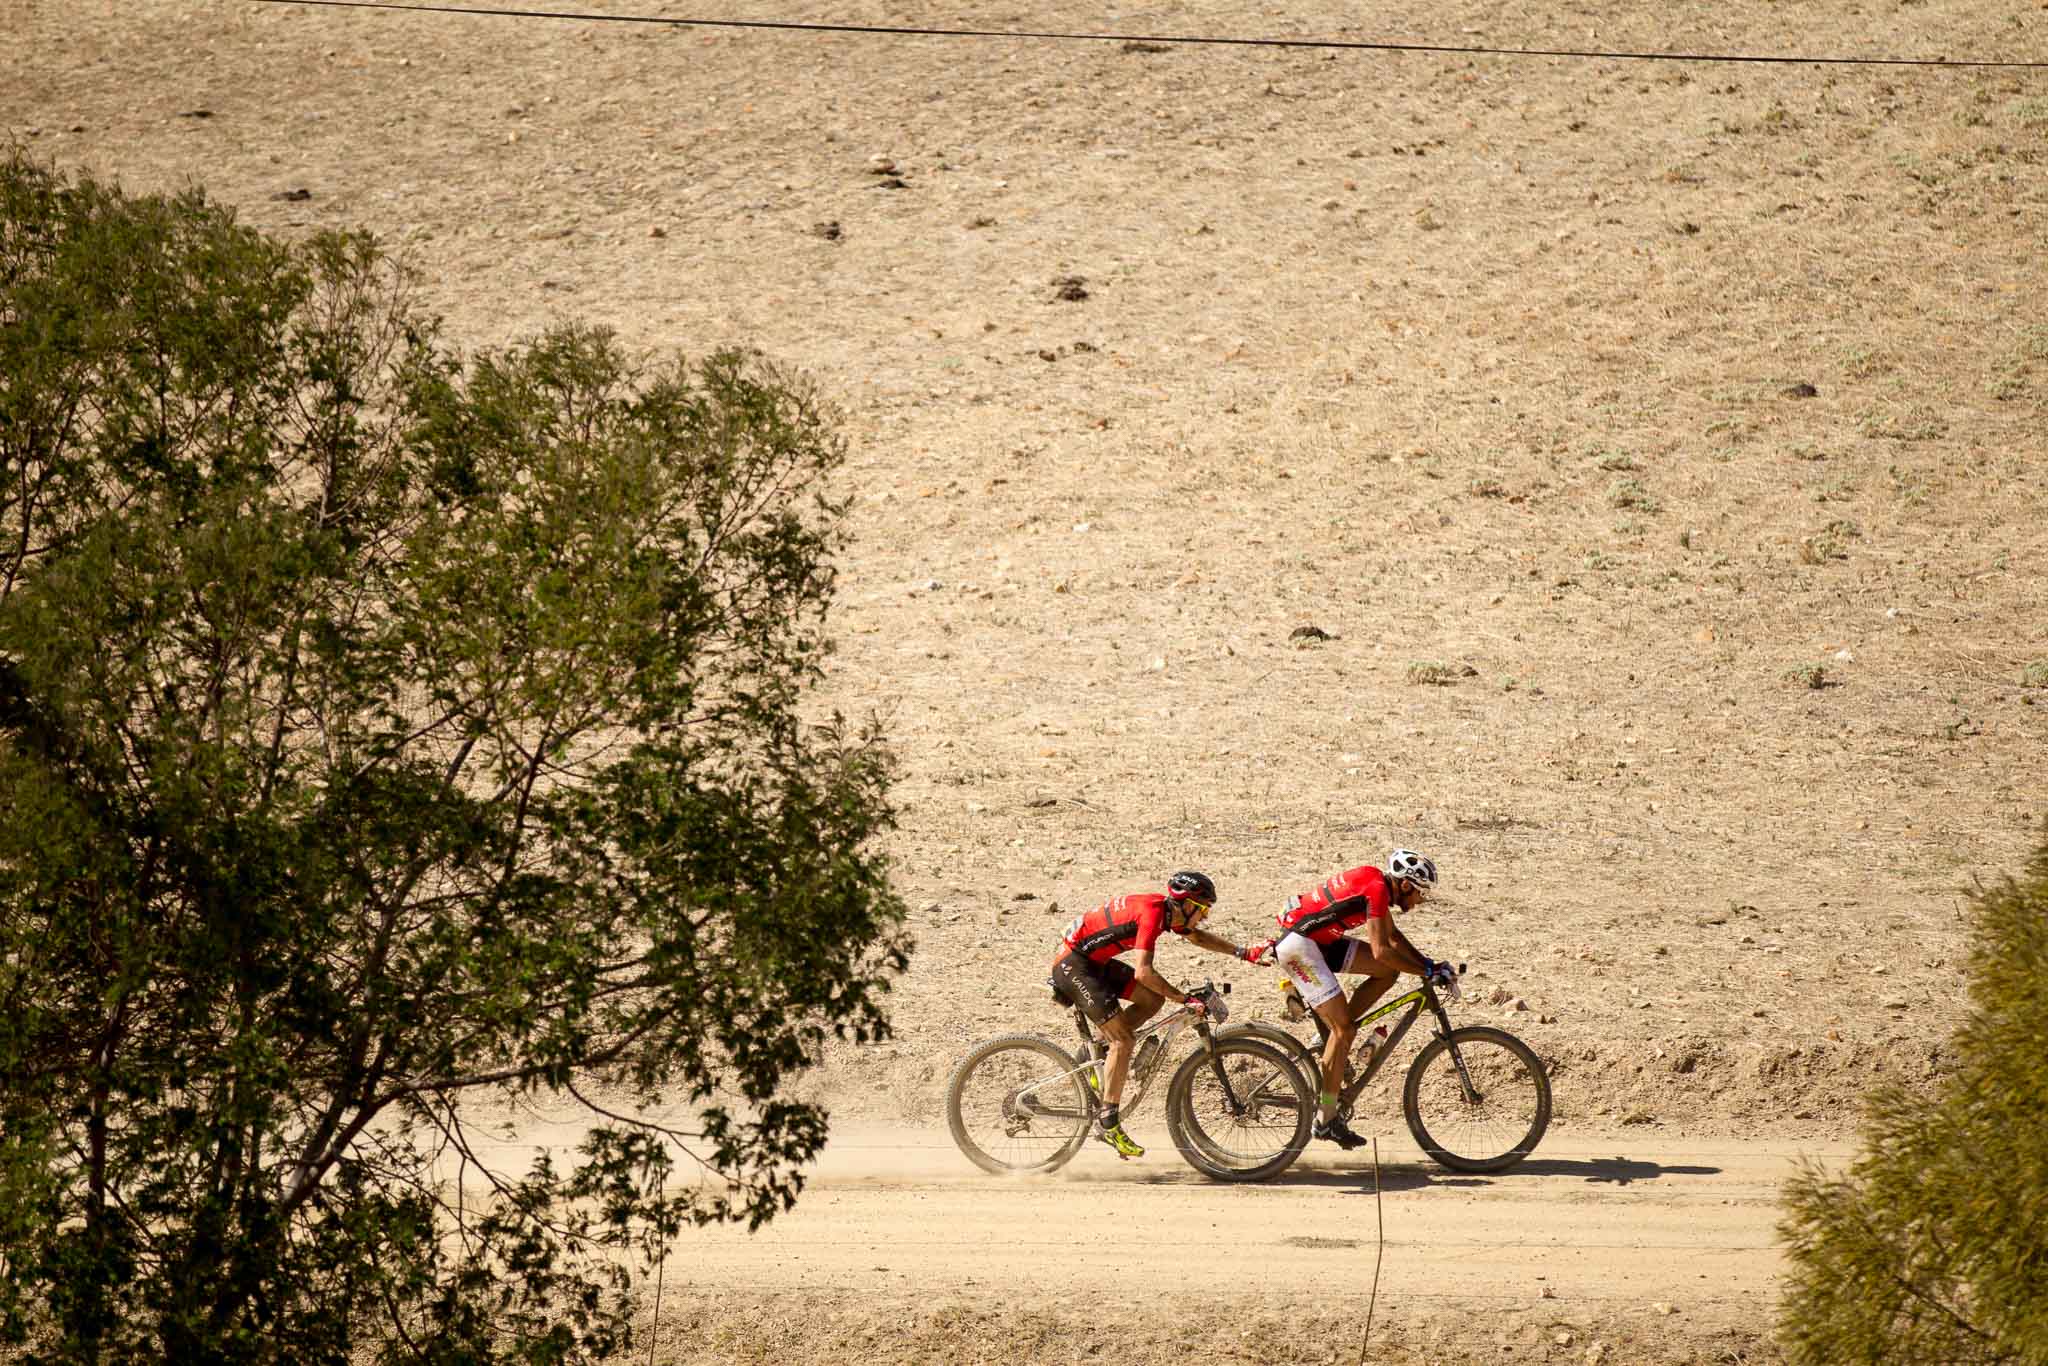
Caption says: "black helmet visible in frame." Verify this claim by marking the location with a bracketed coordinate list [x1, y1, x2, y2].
[1165, 870, 1218, 906]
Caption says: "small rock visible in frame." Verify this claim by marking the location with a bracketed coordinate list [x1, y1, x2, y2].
[1554, 1330, 1573, 1346]
[920, 901, 941, 914]
[1510, 997, 1531, 1012]
[649, 225, 667, 238]
[1652, 1302, 1677, 1316]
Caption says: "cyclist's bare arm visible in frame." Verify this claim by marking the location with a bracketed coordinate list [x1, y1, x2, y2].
[1182, 927, 1251, 959]
[1130, 949, 1188, 1003]
[1363, 915, 1432, 976]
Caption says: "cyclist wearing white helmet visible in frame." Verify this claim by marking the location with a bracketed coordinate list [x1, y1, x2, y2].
[1272, 849, 1454, 1149]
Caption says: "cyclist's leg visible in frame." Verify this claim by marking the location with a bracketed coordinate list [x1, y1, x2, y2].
[1311, 996, 1355, 1106]
[1119, 981, 1165, 1034]
[1277, 933, 1353, 1118]
[1338, 938, 1401, 1021]
[1092, 959, 1142, 1106]
[1091, 961, 1150, 1157]
[1051, 954, 1123, 1091]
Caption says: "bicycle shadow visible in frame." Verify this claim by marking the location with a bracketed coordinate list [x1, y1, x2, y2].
[1237, 1153, 1723, 1192]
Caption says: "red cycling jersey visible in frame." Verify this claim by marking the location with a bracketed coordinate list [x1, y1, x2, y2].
[1274, 864, 1392, 945]
[1058, 893, 1187, 966]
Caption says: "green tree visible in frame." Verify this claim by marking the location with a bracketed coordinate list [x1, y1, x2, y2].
[0, 153, 908, 1362]
[1779, 835, 2048, 1365]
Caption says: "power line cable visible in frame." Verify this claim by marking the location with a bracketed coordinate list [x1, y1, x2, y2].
[251, 0, 2048, 69]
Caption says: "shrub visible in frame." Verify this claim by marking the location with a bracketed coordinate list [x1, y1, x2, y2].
[1779, 837, 2048, 1364]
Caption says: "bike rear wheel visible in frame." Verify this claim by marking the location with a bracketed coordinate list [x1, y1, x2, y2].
[1216, 1021, 1322, 1081]
[946, 1034, 1093, 1175]
[1401, 1026, 1551, 1173]
[1166, 1038, 1313, 1183]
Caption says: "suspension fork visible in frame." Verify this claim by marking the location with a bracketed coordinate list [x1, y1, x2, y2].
[1196, 1022, 1250, 1117]
[1423, 985, 1484, 1101]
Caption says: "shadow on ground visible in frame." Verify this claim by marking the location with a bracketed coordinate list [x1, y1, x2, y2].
[1144, 1154, 1728, 1193]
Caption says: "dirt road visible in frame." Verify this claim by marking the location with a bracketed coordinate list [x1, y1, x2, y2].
[479, 1116, 1838, 1363]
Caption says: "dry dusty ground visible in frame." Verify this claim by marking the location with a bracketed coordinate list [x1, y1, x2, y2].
[463, 1108, 1835, 1365]
[6, 0, 2047, 1359]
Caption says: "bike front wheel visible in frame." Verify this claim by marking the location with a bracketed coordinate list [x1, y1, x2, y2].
[1402, 1026, 1551, 1173]
[1216, 1021, 1322, 1081]
[946, 1034, 1094, 1175]
[1165, 1037, 1314, 1183]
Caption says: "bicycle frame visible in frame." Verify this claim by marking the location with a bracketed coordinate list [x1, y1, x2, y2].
[999, 995, 1204, 1122]
[1315, 977, 1478, 1114]
[1060, 998, 1206, 1114]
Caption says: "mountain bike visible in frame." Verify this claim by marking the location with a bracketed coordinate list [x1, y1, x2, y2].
[945, 981, 1312, 1178]
[1177, 962, 1550, 1179]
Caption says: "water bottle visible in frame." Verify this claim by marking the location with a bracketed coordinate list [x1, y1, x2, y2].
[1134, 1033, 1164, 1078]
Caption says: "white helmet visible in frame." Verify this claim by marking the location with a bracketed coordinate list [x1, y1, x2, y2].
[1388, 848, 1438, 890]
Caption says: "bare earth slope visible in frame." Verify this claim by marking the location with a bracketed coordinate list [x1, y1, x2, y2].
[6, 0, 2046, 1359]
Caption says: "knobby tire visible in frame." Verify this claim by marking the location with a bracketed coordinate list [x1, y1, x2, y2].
[1165, 1036, 1314, 1183]
[946, 1033, 1093, 1175]
[1401, 1025, 1551, 1173]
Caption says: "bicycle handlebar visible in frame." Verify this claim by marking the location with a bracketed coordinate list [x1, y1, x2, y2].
[1186, 979, 1231, 1023]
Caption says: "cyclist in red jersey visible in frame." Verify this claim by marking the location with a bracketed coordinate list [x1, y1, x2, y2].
[1049, 871, 1275, 1159]
[1272, 849, 1452, 1149]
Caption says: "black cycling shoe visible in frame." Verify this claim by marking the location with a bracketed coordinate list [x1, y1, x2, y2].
[1313, 1116, 1368, 1150]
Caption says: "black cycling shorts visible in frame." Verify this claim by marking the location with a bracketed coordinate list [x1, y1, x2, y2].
[1048, 953, 1136, 1025]
[1322, 937, 1365, 975]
